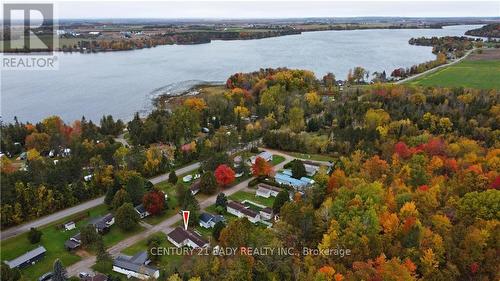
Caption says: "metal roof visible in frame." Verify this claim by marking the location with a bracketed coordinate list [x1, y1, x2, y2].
[5, 245, 46, 268]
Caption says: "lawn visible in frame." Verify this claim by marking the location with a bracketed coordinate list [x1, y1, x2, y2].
[121, 232, 184, 272]
[228, 191, 275, 207]
[271, 155, 286, 166]
[0, 204, 109, 279]
[287, 151, 335, 162]
[145, 181, 180, 225]
[407, 60, 500, 90]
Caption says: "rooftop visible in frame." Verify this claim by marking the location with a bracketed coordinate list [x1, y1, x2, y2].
[227, 201, 259, 218]
[5, 245, 46, 268]
[114, 251, 158, 276]
[168, 227, 208, 248]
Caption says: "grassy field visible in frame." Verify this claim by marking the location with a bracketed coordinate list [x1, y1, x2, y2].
[121, 232, 184, 273]
[271, 155, 286, 166]
[228, 191, 275, 207]
[407, 60, 500, 90]
[287, 151, 335, 162]
[145, 181, 180, 225]
[0, 204, 109, 278]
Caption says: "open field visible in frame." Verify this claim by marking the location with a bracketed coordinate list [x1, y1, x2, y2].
[407, 49, 500, 90]
[0, 205, 108, 278]
[228, 191, 275, 207]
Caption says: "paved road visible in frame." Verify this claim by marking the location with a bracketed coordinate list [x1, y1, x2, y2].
[67, 148, 295, 276]
[396, 48, 475, 84]
[0, 197, 106, 241]
[0, 162, 201, 241]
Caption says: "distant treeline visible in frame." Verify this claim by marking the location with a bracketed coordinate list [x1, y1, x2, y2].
[465, 23, 500, 38]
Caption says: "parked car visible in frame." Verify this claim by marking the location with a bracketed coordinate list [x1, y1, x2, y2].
[38, 272, 52, 281]
[79, 272, 90, 278]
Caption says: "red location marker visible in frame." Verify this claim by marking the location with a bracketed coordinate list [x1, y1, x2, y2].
[182, 210, 190, 230]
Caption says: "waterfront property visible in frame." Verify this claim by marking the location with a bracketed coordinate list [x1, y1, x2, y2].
[167, 227, 209, 248]
[199, 213, 225, 229]
[4, 246, 47, 269]
[113, 251, 160, 280]
[135, 204, 150, 219]
[226, 201, 260, 223]
[255, 183, 282, 198]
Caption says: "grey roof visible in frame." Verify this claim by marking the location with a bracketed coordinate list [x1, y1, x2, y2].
[199, 212, 214, 223]
[129, 251, 148, 265]
[89, 213, 114, 231]
[114, 251, 157, 276]
[261, 207, 273, 214]
[64, 239, 80, 249]
[113, 260, 158, 276]
[135, 204, 147, 214]
[5, 246, 46, 268]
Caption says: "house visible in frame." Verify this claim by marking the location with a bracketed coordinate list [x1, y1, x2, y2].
[64, 232, 81, 250]
[233, 156, 243, 168]
[190, 180, 201, 195]
[5, 246, 47, 269]
[250, 151, 273, 164]
[274, 172, 313, 191]
[113, 251, 159, 280]
[167, 227, 209, 248]
[259, 207, 273, 220]
[89, 213, 114, 234]
[199, 213, 225, 228]
[255, 183, 281, 198]
[63, 221, 76, 231]
[135, 204, 150, 219]
[226, 201, 260, 223]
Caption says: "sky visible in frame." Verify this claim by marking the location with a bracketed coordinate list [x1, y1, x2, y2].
[3, 1, 500, 19]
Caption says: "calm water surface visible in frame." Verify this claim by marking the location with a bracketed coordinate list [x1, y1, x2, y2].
[1, 25, 482, 123]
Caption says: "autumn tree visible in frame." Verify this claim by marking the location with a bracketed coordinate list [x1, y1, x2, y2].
[251, 156, 273, 178]
[214, 164, 235, 187]
[142, 189, 166, 215]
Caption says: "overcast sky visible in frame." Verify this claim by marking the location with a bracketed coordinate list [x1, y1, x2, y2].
[3, 1, 500, 19]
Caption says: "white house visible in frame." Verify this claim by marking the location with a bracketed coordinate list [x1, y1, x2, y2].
[250, 151, 273, 164]
[63, 221, 76, 231]
[226, 201, 260, 223]
[113, 251, 159, 280]
[134, 204, 150, 219]
[167, 227, 209, 248]
[259, 207, 273, 221]
[255, 183, 281, 198]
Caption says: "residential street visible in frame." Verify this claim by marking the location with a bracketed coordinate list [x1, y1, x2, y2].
[67, 148, 296, 276]
[0, 162, 201, 241]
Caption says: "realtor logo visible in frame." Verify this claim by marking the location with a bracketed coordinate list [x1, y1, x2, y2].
[2, 3, 58, 70]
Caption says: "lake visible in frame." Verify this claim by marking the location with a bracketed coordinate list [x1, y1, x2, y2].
[0, 24, 482, 123]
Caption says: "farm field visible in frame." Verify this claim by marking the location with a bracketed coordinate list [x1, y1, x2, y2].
[407, 50, 500, 90]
